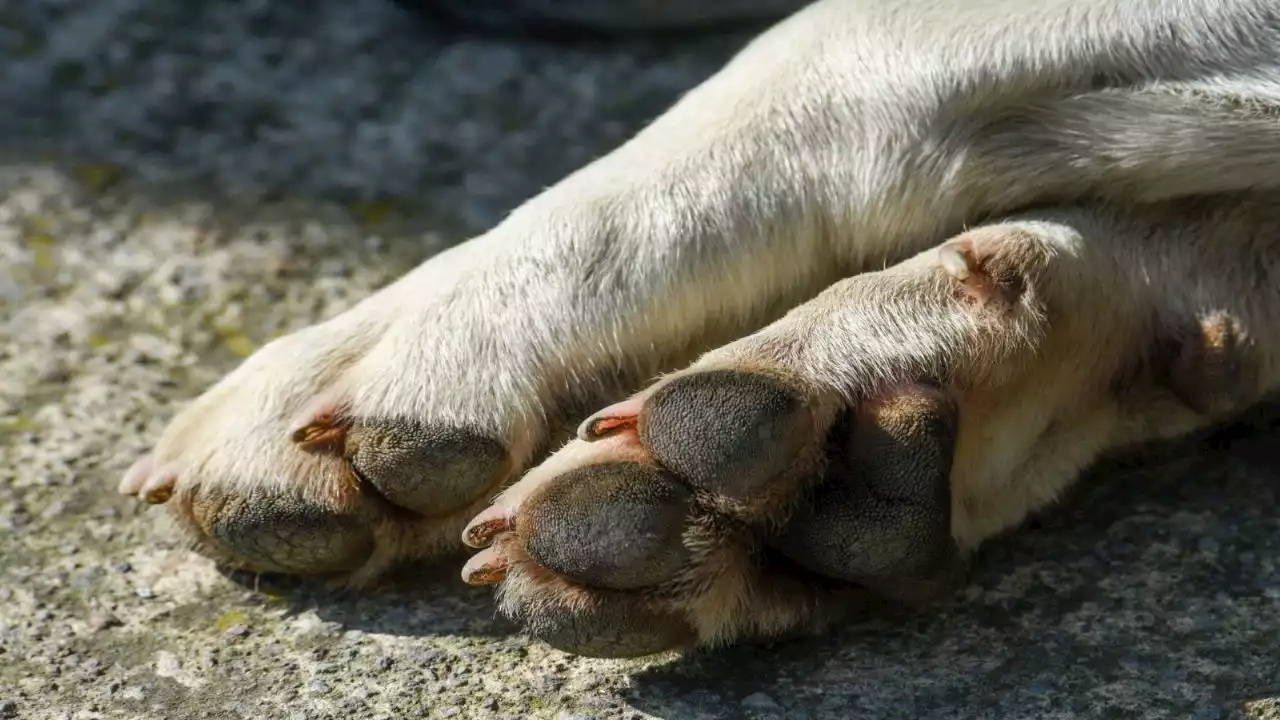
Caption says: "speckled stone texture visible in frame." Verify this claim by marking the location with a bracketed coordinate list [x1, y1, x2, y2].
[0, 1, 1277, 719]
[416, 0, 814, 34]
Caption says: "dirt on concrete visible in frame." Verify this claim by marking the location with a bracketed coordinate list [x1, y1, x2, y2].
[0, 1, 1277, 718]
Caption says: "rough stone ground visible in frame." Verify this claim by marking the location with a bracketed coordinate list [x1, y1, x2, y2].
[0, 1, 1277, 718]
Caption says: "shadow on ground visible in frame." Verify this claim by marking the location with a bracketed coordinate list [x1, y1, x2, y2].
[0, 0, 751, 226]
[217, 407, 1280, 719]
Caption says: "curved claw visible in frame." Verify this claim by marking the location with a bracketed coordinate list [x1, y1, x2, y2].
[290, 406, 351, 454]
[576, 394, 648, 442]
[462, 545, 508, 586]
[462, 506, 516, 549]
[139, 468, 179, 504]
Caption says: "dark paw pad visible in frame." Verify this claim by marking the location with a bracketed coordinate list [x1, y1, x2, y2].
[519, 463, 692, 590]
[640, 370, 814, 500]
[197, 486, 374, 574]
[774, 385, 961, 603]
[523, 600, 693, 659]
[346, 421, 510, 516]
[1166, 311, 1259, 417]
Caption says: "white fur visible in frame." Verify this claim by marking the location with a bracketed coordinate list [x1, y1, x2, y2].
[126, 0, 1280, 588]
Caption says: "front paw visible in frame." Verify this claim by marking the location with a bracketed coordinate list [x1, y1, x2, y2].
[116, 314, 528, 582]
[463, 208, 1251, 656]
[116, 255, 673, 583]
[461, 371, 966, 658]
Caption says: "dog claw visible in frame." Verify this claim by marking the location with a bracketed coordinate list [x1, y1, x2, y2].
[577, 395, 648, 442]
[462, 546, 508, 585]
[139, 469, 178, 504]
[462, 505, 516, 549]
[290, 409, 349, 453]
[938, 241, 977, 281]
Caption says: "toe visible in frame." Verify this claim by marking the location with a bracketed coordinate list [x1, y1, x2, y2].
[192, 484, 376, 575]
[773, 384, 962, 603]
[639, 369, 823, 505]
[290, 399, 515, 520]
[518, 462, 692, 591]
[522, 600, 694, 659]
[346, 420, 511, 517]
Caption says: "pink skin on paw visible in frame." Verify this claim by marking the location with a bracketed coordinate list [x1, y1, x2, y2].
[576, 393, 649, 442]
[289, 398, 352, 454]
[937, 237, 1017, 309]
[118, 454, 179, 504]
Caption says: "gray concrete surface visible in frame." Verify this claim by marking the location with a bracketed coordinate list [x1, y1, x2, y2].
[0, 1, 1277, 718]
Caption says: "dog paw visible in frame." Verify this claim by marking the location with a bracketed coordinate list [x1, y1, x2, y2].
[116, 250, 648, 583]
[457, 224, 1048, 657]
[462, 208, 1262, 656]
[462, 375, 963, 658]
[117, 313, 520, 580]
